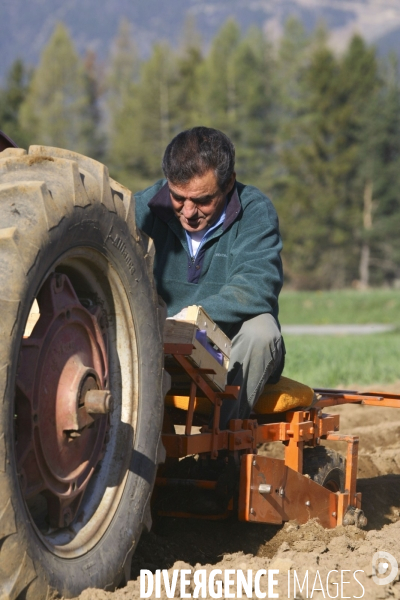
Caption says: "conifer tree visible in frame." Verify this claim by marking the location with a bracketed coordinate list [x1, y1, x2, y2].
[134, 43, 177, 177]
[82, 49, 105, 160]
[276, 17, 311, 117]
[231, 27, 277, 188]
[199, 20, 276, 189]
[274, 32, 380, 288]
[108, 42, 177, 190]
[0, 59, 30, 147]
[199, 19, 241, 133]
[357, 60, 400, 286]
[107, 19, 139, 118]
[173, 17, 204, 130]
[107, 19, 140, 181]
[20, 23, 93, 154]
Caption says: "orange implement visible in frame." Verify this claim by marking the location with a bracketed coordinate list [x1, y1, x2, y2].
[160, 320, 400, 529]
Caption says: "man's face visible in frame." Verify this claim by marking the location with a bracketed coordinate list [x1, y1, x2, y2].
[168, 169, 235, 233]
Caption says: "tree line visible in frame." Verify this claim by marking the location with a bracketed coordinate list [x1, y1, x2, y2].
[1, 18, 400, 290]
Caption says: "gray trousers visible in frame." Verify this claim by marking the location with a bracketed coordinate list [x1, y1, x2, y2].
[219, 313, 284, 428]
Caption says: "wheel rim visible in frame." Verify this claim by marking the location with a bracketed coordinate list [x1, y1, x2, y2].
[14, 247, 139, 558]
[16, 272, 109, 529]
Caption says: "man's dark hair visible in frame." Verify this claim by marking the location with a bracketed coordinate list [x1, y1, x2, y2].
[162, 127, 235, 191]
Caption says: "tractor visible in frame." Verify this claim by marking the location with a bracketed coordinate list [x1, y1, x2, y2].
[0, 132, 398, 599]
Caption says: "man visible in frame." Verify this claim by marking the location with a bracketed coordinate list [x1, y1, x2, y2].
[135, 126, 284, 427]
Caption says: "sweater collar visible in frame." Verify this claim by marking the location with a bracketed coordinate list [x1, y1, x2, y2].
[147, 180, 242, 230]
[223, 184, 241, 230]
[147, 181, 175, 222]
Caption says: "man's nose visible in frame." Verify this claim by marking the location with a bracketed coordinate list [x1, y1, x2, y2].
[181, 200, 197, 218]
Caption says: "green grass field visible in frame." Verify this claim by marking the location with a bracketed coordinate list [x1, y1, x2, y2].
[279, 289, 400, 388]
[279, 289, 400, 325]
[283, 331, 400, 388]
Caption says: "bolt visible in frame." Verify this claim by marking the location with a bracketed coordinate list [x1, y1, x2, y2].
[332, 512, 337, 517]
[305, 500, 311, 506]
[85, 390, 113, 414]
[252, 460, 257, 466]
[259, 484, 272, 494]
[250, 508, 255, 515]
[279, 487, 285, 497]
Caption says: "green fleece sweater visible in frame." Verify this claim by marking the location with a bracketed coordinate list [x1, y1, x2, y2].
[134, 179, 283, 336]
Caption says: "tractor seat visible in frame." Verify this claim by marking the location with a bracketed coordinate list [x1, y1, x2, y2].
[165, 376, 315, 416]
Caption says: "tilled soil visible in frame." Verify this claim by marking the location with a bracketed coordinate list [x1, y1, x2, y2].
[76, 383, 400, 599]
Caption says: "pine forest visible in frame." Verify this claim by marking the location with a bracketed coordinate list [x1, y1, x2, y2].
[1, 18, 400, 290]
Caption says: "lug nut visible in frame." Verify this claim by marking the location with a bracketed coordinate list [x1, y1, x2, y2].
[84, 390, 113, 414]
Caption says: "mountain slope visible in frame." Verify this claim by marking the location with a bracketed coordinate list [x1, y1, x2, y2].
[1, 0, 400, 82]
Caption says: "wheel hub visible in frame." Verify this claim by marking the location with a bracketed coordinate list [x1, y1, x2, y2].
[15, 273, 110, 528]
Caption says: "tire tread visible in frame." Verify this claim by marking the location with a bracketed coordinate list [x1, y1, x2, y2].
[29, 146, 115, 212]
[109, 177, 137, 237]
[0, 154, 89, 209]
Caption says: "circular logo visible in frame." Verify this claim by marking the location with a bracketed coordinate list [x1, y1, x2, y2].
[372, 551, 398, 586]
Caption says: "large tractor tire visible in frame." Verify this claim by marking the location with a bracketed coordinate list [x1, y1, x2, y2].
[0, 146, 169, 598]
[303, 446, 345, 493]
